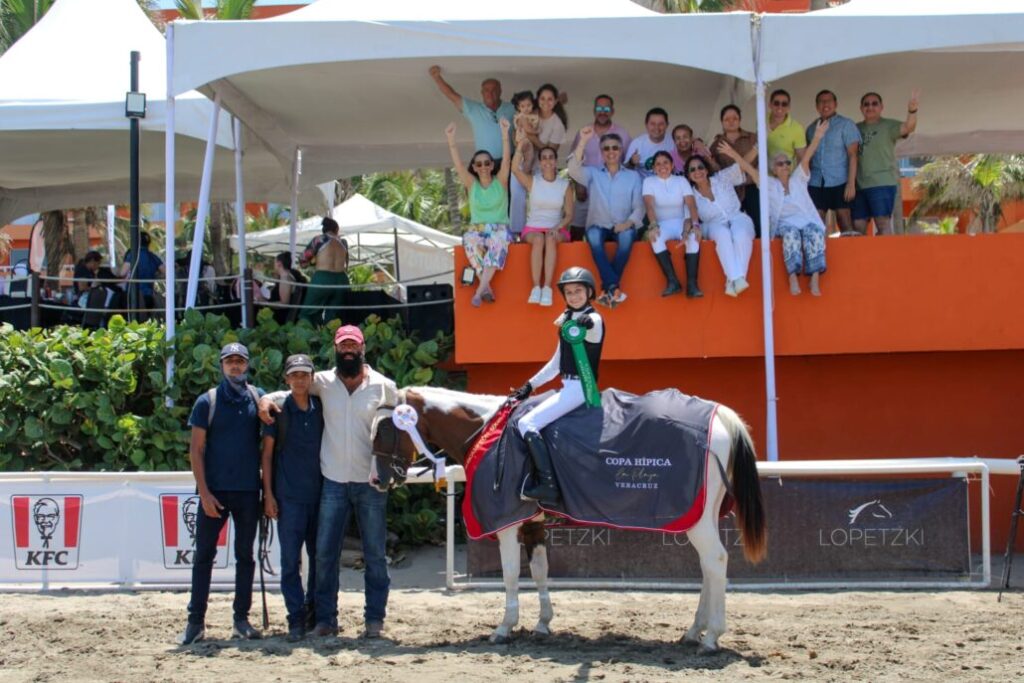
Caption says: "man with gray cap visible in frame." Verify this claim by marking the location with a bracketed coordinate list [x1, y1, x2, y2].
[260, 354, 324, 642]
[180, 342, 266, 645]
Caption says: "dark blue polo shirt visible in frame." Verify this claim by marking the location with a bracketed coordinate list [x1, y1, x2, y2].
[188, 380, 265, 492]
[262, 394, 324, 504]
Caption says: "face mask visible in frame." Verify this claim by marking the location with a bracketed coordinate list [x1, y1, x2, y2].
[224, 371, 249, 395]
[335, 351, 363, 378]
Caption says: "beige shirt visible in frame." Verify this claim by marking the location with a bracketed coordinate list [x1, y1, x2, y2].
[269, 365, 398, 483]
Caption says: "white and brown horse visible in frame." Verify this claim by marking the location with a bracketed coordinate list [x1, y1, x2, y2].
[371, 386, 766, 652]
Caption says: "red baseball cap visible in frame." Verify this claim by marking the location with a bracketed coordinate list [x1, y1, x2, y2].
[334, 324, 364, 345]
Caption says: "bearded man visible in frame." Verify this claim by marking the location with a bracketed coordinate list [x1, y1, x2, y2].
[259, 324, 398, 640]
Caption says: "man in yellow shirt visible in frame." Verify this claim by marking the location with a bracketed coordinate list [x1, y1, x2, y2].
[766, 89, 806, 163]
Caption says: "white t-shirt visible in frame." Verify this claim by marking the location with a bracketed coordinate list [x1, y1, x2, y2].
[526, 176, 570, 229]
[529, 114, 568, 173]
[625, 134, 675, 178]
[693, 164, 744, 225]
[767, 164, 826, 235]
[642, 174, 694, 225]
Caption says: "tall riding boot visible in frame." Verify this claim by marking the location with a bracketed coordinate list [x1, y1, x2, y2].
[521, 431, 562, 506]
[654, 250, 683, 297]
[684, 252, 704, 298]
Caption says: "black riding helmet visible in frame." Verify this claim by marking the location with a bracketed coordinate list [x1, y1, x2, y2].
[557, 267, 597, 301]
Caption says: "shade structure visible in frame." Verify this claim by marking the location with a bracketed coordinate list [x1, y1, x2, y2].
[757, 0, 1024, 155]
[169, 0, 757, 191]
[0, 0, 294, 227]
[232, 194, 458, 287]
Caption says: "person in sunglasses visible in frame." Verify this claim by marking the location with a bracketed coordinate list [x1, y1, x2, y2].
[568, 125, 644, 308]
[683, 151, 755, 298]
[446, 120, 513, 307]
[854, 90, 919, 236]
[719, 121, 831, 296]
[766, 89, 806, 165]
[429, 65, 515, 167]
[569, 95, 632, 239]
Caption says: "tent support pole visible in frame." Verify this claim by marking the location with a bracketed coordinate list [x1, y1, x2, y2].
[164, 23, 177, 403]
[234, 117, 249, 328]
[392, 224, 401, 282]
[185, 92, 221, 310]
[754, 78, 779, 462]
[289, 148, 301, 260]
[106, 206, 116, 267]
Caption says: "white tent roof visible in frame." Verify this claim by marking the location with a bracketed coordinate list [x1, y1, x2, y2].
[0, 0, 295, 226]
[758, 0, 1024, 155]
[170, 0, 756, 188]
[232, 194, 458, 286]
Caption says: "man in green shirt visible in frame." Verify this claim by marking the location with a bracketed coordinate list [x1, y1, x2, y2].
[854, 90, 919, 235]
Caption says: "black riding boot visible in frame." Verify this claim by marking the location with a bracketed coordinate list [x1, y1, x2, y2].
[684, 252, 704, 298]
[521, 431, 561, 506]
[654, 250, 683, 297]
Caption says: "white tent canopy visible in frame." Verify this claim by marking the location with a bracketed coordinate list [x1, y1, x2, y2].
[232, 194, 459, 286]
[0, 0, 294, 227]
[758, 0, 1024, 155]
[169, 0, 756, 189]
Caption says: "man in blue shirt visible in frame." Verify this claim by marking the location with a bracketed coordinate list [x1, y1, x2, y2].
[805, 90, 862, 234]
[261, 354, 324, 642]
[120, 232, 164, 321]
[429, 65, 515, 167]
[569, 125, 644, 308]
[180, 343, 265, 645]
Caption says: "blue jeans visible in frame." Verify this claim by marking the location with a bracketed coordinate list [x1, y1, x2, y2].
[585, 225, 637, 293]
[314, 480, 389, 627]
[187, 490, 260, 625]
[277, 498, 318, 627]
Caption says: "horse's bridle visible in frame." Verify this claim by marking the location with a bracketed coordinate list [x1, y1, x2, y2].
[371, 390, 409, 489]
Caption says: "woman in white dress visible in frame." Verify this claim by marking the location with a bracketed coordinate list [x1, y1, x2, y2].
[512, 139, 573, 306]
[642, 151, 703, 297]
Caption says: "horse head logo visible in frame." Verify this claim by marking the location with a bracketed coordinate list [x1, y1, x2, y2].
[182, 497, 200, 544]
[33, 497, 60, 548]
[848, 499, 893, 525]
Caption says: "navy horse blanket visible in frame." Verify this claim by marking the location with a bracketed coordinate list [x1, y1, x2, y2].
[463, 388, 724, 540]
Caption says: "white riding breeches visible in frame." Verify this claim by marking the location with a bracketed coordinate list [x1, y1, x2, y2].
[517, 379, 585, 437]
[707, 213, 755, 281]
[651, 217, 700, 255]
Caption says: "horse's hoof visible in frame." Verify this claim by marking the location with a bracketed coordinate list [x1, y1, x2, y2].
[489, 633, 511, 645]
[532, 625, 551, 637]
[697, 643, 720, 656]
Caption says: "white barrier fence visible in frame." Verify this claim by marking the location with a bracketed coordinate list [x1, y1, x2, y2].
[0, 458, 1015, 591]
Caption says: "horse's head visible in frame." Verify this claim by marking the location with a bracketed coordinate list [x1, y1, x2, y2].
[370, 390, 427, 491]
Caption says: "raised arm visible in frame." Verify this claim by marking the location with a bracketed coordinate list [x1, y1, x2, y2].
[497, 118, 513, 189]
[428, 65, 463, 111]
[511, 139, 534, 192]
[717, 140, 759, 186]
[901, 88, 920, 137]
[800, 118, 829, 176]
[445, 123, 473, 191]
[568, 126, 595, 184]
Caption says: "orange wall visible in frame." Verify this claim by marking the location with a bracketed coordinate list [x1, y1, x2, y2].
[453, 236, 1024, 549]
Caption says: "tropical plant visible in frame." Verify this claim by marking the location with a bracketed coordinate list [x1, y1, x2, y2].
[0, 0, 55, 54]
[644, 0, 752, 13]
[355, 170, 455, 231]
[911, 155, 1024, 234]
[173, 0, 256, 21]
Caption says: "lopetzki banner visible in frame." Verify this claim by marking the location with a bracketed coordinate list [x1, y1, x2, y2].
[0, 474, 279, 589]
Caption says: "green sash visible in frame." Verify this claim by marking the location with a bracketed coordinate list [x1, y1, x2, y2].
[561, 320, 601, 408]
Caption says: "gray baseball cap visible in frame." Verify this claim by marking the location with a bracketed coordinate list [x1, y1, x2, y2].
[284, 354, 315, 375]
[219, 342, 249, 360]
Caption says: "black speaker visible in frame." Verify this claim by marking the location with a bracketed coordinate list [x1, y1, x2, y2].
[341, 290, 403, 326]
[405, 283, 454, 340]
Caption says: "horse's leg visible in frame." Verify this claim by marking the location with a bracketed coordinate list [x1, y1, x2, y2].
[522, 521, 553, 635]
[684, 417, 731, 653]
[490, 524, 522, 644]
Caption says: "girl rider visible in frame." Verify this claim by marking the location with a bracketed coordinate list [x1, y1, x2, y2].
[511, 267, 604, 506]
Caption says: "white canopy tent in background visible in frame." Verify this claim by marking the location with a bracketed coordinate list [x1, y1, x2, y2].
[231, 194, 459, 287]
[0, 0, 294, 227]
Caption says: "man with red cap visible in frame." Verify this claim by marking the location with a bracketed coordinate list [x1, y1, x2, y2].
[259, 324, 398, 640]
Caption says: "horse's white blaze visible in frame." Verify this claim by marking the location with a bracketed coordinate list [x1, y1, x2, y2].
[415, 386, 505, 423]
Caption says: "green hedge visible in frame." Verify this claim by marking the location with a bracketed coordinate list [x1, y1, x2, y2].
[0, 309, 458, 545]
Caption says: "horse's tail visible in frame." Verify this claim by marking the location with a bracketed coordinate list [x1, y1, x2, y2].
[717, 405, 767, 564]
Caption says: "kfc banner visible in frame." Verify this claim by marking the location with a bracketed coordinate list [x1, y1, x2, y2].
[0, 474, 280, 589]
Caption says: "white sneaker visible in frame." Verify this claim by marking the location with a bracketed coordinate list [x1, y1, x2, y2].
[539, 286, 553, 306]
[724, 280, 737, 297]
[733, 276, 749, 295]
[527, 286, 542, 304]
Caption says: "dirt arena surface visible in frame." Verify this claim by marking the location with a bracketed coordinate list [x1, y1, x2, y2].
[1, 551, 1021, 683]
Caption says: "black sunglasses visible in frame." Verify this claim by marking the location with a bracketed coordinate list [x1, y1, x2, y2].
[771, 100, 790, 106]
[601, 145, 621, 152]
[687, 165, 707, 172]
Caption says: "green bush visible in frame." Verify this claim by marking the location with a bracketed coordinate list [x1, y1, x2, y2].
[0, 311, 457, 546]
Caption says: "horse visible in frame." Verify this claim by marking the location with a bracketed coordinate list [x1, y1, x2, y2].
[371, 386, 766, 653]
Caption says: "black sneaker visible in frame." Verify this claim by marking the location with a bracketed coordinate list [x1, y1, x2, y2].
[286, 624, 305, 643]
[179, 622, 205, 645]
[232, 619, 262, 640]
[310, 622, 338, 638]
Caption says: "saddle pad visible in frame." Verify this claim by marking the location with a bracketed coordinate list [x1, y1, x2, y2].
[463, 388, 719, 540]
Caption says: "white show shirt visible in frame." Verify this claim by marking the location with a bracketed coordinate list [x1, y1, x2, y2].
[642, 174, 694, 225]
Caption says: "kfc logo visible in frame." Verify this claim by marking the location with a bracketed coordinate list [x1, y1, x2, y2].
[159, 494, 229, 569]
[11, 495, 83, 569]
